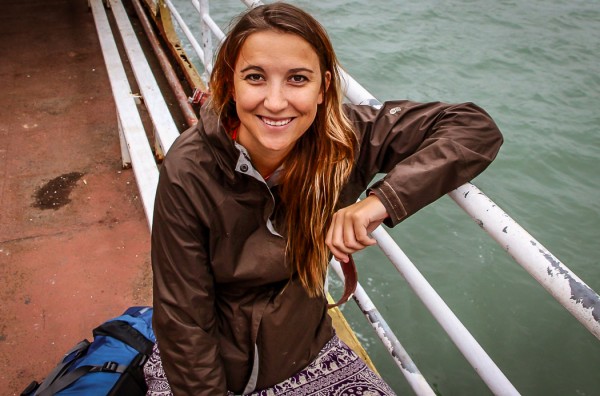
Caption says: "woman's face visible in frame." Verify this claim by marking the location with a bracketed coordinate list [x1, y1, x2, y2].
[232, 30, 330, 165]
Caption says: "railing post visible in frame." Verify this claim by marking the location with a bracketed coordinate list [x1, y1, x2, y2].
[330, 260, 437, 396]
[199, 0, 213, 79]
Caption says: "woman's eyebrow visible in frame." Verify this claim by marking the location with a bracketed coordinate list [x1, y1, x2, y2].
[239, 65, 315, 74]
[239, 65, 264, 73]
[289, 67, 315, 74]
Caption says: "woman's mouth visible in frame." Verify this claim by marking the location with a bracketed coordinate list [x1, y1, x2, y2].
[260, 116, 293, 127]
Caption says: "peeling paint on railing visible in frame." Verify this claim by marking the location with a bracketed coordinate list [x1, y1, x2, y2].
[449, 183, 600, 340]
[330, 260, 436, 396]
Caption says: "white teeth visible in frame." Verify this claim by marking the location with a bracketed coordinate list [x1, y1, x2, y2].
[262, 117, 292, 126]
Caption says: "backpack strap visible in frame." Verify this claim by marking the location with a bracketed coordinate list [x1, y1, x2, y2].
[35, 360, 130, 396]
[93, 320, 154, 356]
[33, 340, 90, 396]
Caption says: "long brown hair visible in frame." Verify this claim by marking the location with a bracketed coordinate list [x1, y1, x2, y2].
[210, 2, 358, 298]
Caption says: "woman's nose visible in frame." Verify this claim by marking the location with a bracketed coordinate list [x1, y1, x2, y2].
[263, 83, 288, 112]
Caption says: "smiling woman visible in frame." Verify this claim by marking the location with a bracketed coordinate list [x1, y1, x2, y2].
[232, 30, 327, 177]
[147, 2, 503, 395]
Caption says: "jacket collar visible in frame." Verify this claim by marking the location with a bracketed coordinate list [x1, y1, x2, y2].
[197, 105, 285, 188]
[197, 105, 239, 182]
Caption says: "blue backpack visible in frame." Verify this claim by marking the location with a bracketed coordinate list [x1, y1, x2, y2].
[22, 306, 155, 396]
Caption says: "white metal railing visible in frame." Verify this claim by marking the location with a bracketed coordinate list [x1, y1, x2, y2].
[90, 0, 159, 228]
[330, 259, 437, 396]
[115, 0, 600, 394]
[110, 0, 181, 158]
[368, 228, 520, 395]
[449, 183, 600, 339]
[164, 0, 205, 65]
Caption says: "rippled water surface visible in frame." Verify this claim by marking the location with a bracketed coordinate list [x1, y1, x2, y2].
[176, 1, 600, 394]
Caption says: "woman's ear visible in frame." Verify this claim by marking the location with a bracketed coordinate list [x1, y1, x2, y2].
[318, 71, 332, 105]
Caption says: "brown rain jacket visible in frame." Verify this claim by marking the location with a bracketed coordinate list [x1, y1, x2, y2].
[151, 100, 503, 395]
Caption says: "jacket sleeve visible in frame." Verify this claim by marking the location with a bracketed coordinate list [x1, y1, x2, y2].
[151, 155, 227, 395]
[347, 100, 503, 227]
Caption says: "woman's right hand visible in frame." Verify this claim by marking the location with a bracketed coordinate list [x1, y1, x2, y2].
[325, 194, 388, 263]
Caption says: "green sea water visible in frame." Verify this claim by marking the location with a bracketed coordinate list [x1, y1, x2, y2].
[177, 0, 600, 394]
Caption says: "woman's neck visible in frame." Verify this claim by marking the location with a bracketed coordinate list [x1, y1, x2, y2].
[253, 157, 282, 180]
[234, 130, 289, 180]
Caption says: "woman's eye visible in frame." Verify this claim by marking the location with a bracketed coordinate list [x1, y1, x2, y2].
[289, 75, 308, 83]
[245, 74, 264, 82]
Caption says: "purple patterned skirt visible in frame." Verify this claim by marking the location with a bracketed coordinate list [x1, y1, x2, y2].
[144, 335, 397, 395]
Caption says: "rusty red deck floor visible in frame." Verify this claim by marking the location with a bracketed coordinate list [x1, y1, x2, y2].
[0, 0, 152, 393]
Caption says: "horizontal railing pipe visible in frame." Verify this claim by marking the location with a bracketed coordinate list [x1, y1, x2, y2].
[449, 183, 600, 340]
[90, 0, 159, 228]
[111, 0, 182, 155]
[131, 0, 198, 127]
[371, 226, 521, 396]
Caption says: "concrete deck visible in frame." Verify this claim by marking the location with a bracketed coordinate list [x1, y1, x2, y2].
[0, 0, 152, 393]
